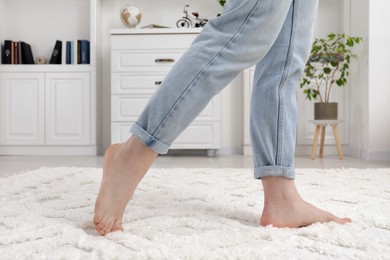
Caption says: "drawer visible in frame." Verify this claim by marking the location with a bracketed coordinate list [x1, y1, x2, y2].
[172, 123, 221, 149]
[112, 95, 152, 121]
[112, 95, 221, 122]
[111, 34, 198, 50]
[111, 122, 220, 149]
[111, 51, 184, 72]
[112, 73, 166, 95]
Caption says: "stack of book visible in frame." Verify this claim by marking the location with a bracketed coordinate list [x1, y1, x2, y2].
[1, 40, 35, 64]
[49, 40, 90, 65]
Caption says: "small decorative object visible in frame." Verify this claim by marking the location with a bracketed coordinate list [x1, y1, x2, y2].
[120, 5, 142, 28]
[176, 5, 208, 28]
[300, 33, 362, 120]
[35, 56, 46, 64]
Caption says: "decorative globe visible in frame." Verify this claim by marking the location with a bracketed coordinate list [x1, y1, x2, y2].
[120, 5, 142, 28]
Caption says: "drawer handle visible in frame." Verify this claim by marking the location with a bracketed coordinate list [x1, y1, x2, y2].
[155, 81, 162, 85]
[155, 58, 175, 63]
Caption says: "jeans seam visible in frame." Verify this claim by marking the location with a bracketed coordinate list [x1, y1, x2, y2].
[151, 0, 262, 138]
[276, 0, 298, 165]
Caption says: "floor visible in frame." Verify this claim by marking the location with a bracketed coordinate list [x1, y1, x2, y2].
[1, 154, 389, 177]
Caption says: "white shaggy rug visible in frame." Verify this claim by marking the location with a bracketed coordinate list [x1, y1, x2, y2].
[0, 167, 389, 259]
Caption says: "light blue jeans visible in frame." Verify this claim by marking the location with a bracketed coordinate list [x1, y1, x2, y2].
[131, 0, 319, 179]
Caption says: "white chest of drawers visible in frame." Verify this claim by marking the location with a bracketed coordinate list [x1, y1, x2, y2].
[110, 29, 221, 155]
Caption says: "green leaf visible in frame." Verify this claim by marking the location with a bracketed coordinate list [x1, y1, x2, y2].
[299, 32, 362, 102]
[346, 37, 354, 47]
[323, 67, 331, 74]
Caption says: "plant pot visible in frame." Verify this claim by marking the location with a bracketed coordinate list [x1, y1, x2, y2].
[314, 102, 338, 120]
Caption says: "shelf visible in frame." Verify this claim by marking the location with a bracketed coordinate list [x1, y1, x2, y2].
[0, 65, 91, 73]
[110, 28, 203, 35]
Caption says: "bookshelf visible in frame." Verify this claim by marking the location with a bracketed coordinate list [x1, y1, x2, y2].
[0, 0, 99, 155]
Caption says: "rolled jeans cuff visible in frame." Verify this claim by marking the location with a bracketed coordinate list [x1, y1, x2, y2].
[254, 166, 295, 180]
[130, 123, 171, 154]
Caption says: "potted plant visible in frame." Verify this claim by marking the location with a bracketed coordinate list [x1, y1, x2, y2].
[300, 33, 362, 120]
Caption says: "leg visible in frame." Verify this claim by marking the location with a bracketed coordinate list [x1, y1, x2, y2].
[248, 0, 350, 226]
[319, 125, 326, 158]
[95, 0, 294, 235]
[332, 125, 343, 160]
[94, 139, 157, 236]
[311, 125, 321, 160]
[130, 0, 294, 153]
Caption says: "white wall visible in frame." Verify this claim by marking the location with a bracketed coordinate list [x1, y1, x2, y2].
[349, 0, 370, 158]
[0, 1, 5, 36]
[314, 0, 344, 37]
[348, 0, 390, 160]
[2, 0, 90, 60]
[368, 0, 390, 158]
[0, 0, 6, 62]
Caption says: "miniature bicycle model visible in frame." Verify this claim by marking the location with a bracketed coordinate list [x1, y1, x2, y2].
[176, 5, 208, 28]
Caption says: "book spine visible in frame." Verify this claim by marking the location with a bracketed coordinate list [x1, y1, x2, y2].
[70, 41, 74, 64]
[73, 40, 78, 65]
[66, 41, 71, 64]
[77, 40, 81, 64]
[18, 42, 22, 64]
[61, 41, 66, 65]
[80, 40, 90, 64]
[11, 41, 15, 64]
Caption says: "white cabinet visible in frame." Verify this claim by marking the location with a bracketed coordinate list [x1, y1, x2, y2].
[110, 29, 221, 153]
[0, 73, 45, 145]
[45, 73, 90, 145]
[0, 71, 93, 154]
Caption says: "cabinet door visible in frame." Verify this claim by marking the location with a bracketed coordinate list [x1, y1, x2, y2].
[0, 73, 45, 145]
[45, 73, 90, 145]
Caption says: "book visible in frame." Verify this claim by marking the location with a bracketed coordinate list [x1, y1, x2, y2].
[18, 42, 22, 64]
[20, 41, 35, 64]
[49, 40, 62, 64]
[73, 40, 78, 64]
[77, 40, 81, 64]
[66, 41, 71, 64]
[3, 40, 12, 64]
[70, 41, 74, 64]
[61, 41, 66, 64]
[12, 41, 18, 64]
[79, 40, 90, 64]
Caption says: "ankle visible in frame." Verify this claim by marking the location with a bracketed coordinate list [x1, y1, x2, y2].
[113, 137, 157, 163]
[261, 177, 302, 205]
[124, 137, 157, 157]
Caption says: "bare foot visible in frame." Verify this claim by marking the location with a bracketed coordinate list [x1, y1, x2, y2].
[260, 176, 351, 228]
[93, 137, 157, 236]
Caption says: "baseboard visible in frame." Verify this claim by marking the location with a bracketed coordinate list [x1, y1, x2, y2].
[216, 146, 243, 155]
[349, 147, 390, 160]
[0, 146, 97, 156]
[295, 145, 350, 156]
[164, 147, 243, 156]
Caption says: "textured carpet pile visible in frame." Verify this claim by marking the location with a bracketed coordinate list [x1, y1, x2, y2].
[0, 167, 389, 259]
